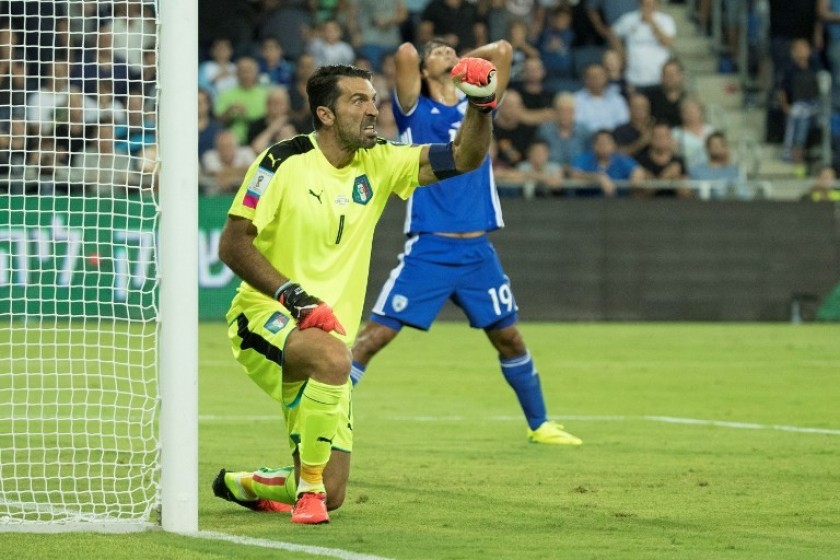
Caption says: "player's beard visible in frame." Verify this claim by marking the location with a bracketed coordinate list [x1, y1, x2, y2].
[336, 116, 377, 151]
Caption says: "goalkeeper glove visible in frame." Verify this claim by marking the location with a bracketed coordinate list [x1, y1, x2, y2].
[451, 57, 498, 113]
[276, 281, 346, 336]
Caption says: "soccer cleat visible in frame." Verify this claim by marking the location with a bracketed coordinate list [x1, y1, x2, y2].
[291, 492, 330, 524]
[212, 468, 293, 513]
[527, 421, 583, 445]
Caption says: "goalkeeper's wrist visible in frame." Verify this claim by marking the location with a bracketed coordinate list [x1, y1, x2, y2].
[468, 94, 496, 113]
[273, 280, 296, 303]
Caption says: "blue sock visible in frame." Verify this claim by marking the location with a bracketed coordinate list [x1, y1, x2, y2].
[499, 351, 548, 431]
[350, 361, 366, 387]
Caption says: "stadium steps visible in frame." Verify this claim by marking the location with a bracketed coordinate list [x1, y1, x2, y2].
[664, 1, 803, 184]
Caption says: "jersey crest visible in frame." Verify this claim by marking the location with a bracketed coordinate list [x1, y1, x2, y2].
[352, 174, 374, 205]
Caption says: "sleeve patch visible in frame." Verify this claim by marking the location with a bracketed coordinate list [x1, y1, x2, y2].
[243, 166, 275, 209]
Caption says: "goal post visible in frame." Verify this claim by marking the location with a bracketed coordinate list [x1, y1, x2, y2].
[159, 0, 199, 534]
[0, 0, 198, 532]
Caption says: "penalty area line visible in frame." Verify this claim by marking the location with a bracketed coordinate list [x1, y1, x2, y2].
[196, 530, 395, 560]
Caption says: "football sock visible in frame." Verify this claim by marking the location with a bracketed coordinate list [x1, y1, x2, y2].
[297, 379, 344, 493]
[249, 466, 297, 505]
[350, 361, 366, 386]
[499, 351, 548, 431]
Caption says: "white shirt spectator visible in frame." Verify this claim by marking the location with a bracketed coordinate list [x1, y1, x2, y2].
[612, 9, 676, 88]
[573, 87, 630, 132]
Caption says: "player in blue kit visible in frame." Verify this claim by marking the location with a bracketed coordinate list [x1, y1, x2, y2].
[351, 39, 582, 445]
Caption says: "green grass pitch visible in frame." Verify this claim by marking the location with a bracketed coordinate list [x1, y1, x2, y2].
[2, 322, 839, 559]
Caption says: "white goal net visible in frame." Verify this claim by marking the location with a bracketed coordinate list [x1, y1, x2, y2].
[0, 1, 162, 527]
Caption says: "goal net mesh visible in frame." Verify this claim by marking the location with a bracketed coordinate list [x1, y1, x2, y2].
[0, 1, 161, 526]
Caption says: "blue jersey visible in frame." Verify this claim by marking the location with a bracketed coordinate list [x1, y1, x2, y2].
[392, 93, 503, 234]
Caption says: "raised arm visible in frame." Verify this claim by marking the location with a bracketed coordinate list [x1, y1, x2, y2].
[393, 42, 422, 115]
[463, 40, 513, 102]
[416, 58, 496, 185]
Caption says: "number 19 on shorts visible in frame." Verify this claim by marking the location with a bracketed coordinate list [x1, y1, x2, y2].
[488, 283, 515, 316]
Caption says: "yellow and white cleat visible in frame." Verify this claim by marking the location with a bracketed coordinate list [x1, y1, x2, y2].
[527, 421, 583, 445]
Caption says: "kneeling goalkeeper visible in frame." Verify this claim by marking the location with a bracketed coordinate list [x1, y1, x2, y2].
[212, 59, 497, 524]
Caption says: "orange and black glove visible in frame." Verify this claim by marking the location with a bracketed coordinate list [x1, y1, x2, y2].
[276, 281, 346, 335]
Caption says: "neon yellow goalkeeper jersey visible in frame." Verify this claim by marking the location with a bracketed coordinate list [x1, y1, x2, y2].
[228, 133, 423, 342]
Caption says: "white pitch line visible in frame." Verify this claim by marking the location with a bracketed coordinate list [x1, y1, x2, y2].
[198, 414, 840, 436]
[196, 530, 395, 560]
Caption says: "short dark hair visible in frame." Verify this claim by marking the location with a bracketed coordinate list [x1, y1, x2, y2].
[420, 38, 454, 71]
[705, 131, 727, 149]
[306, 64, 372, 130]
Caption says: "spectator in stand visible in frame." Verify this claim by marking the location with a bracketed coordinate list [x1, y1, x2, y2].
[69, 120, 141, 196]
[586, 0, 639, 45]
[536, 5, 575, 86]
[26, 59, 92, 135]
[819, 0, 840, 111]
[688, 131, 746, 199]
[480, 0, 520, 44]
[802, 164, 840, 201]
[258, 38, 294, 87]
[768, 0, 820, 90]
[778, 38, 821, 170]
[23, 137, 71, 195]
[573, 63, 630, 132]
[507, 19, 540, 83]
[569, 129, 643, 197]
[0, 58, 33, 122]
[611, 0, 676, 90]
[110, 1, 157, 77]
[537, 92, 592, 171]
[635, 121, 691, 198]
[198, 88, 224, 160]
[602, 47, 631, 99]
[93, 79, 128, 126]
[347, 0, 406, 72]
[308, 19, 356, 67]
[214, 57, 269, 145]
[55, 89, 99, 158]
[199, 128, 255, 195]
[570, 0, 605, 48]
[645, 58, 688, 128]
[614, 92, 653, 158]
[418, 0, 485, 51]
[71, 24, 132, 99]
[516, 139, 564, 197]
[489, 138, 528, 195]
[115, 91, 156, 156]
[0, 117, 26, 189]
[199, 38, 239, 98]
[255, 0, 314, 62]
[288, 53, 317, 133]
[514, 57, 555, 113]
[493, 89, 536, 168]
[247, 86, 294, 153]
[672, 97, 714, 170]
[199, 0, 259, 55]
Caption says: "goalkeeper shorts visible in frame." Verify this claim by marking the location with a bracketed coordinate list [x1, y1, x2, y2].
[226, 290, 353, 454]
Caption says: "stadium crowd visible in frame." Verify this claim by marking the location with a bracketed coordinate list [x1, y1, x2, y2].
[0, 0, 838, 200]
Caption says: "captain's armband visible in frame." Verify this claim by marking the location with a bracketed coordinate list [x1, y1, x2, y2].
[428, 142, 461, 180]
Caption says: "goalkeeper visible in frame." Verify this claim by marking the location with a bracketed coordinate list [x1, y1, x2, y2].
[213, 61, 496, 524]
[350, 39, 582, 446]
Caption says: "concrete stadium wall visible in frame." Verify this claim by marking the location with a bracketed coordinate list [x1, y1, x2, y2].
[365, 200, 840, 322]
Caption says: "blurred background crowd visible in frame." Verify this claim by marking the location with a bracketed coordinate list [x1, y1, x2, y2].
[1, 0, 839, 201]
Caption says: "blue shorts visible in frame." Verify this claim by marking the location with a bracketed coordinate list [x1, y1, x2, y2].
[370, 233, 519, 331]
